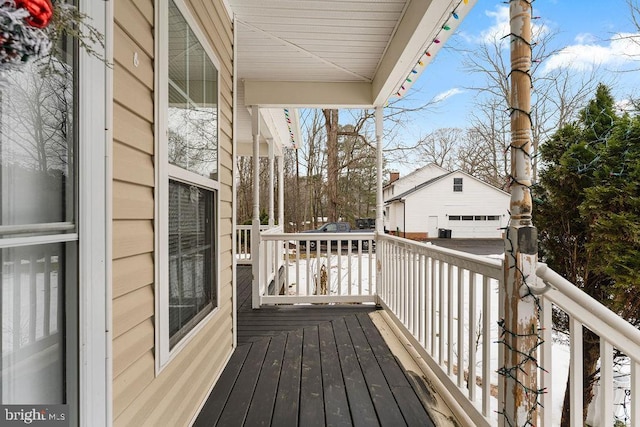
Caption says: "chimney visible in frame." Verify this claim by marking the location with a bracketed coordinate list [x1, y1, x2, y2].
[389, 171, 400, 183]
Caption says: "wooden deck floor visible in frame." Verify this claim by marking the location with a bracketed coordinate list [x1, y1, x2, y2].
[194, 266, 435, 427]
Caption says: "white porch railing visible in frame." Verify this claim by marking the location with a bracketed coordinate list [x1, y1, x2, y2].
[249, 230, 640, 425]
[236, 224, 269, 264]
[255, 231, 376, 305]
[376, 234, 502, 426]
[537, 264, 640, 427]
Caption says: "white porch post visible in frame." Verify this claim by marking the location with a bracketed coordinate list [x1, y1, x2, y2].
[375, 106, 384, 235]
[268, 139, 275, 227]
[251, 105, 261, 309]
[278, 153, 284, 228]
[375, 106, 384, 305]
[500, 1, 540, 425]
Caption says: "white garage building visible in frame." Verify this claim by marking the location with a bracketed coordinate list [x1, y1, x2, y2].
[384, 164, 510, 239]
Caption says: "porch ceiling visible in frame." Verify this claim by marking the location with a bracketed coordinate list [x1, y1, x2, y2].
[228, 0, 476, 156]
[228, 0, 476, 108]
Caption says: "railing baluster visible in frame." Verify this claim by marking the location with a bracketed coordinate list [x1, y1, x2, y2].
[44, 249, 51, 337]
[13, 255, 22, 350]
[431, 257, 437, 356]
[599, 340, 613, 427]
[418, 253, 424, 348]
[327, 241, 332, 295]
[347, 243, 352, 297]
[408, 251, 414, 335]
[337, 241, 342, 296]
[447, 263, 454, 376]
[632, 361, 639, 427]
[482, 275, 491, 417]
[306, 243, 310, 296]
[469, 272, 477, 402]
[424, 255, 430, 352]
[569, 317, 583, 427]
[358, 242, 363, 296]
[541, 297, 553, 427]
[457, 268, 465, 388]
[29, 254, 37, 344]
[439, 259, 445, 365]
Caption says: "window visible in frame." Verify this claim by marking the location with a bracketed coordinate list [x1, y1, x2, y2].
[475, 216, 487, 221]
[462, 216, 474, 221]
[158, 0, 219, 363]
[453, 177, 463, 192]
[449, 215, 461, 221]
[0, 23, 78, 420]
[487, 215, 500, 221]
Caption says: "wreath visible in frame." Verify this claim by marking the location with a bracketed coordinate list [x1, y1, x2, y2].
[0, 0, 104, 73]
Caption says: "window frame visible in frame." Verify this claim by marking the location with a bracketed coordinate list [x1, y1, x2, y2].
[156, 0, 221, 371]
[453, 177, 463, 192]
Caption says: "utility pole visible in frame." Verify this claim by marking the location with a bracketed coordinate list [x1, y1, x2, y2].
[500, 1, 540, 425]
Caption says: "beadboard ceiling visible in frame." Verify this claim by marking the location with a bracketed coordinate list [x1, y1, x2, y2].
[226, 0, 476, 152]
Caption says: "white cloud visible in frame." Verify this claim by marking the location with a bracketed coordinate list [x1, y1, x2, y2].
[467, 5, 549, 45]
[575, 33, 597, 44]
[432, 88, 465, 103]
[479, 6, 510, 43]
[541, 32, 640, 73]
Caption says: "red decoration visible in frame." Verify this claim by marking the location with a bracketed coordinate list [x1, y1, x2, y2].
[15, 0, 53, 29]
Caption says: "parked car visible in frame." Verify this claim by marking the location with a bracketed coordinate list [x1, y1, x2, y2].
[300, 220, 375, 250]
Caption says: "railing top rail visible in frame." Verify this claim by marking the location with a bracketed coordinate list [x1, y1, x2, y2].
[260, 231, 374, 240]
[538, 263, 640, 359]
[379, 234, 503, 279]
[237, 224, 270, 230]
[261, 225, 284, 234]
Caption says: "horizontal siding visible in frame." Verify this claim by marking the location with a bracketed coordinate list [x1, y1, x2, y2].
[112, 0, 235, 424]
[114, 27, 154, 91]
[114, 0, 154, 57]
[113, 181, 154, 220]
[113, 319, 155, 377]
[113, 219, 154, 260]
[113, 253, 154, 299]
[113, 285, 154, 339]
[113, 351, 155, 417]
[114, 304, 234, 426]
[113, 64, 154, 122]
[114, 103, 154, 154]
[113, 142, 154, 187]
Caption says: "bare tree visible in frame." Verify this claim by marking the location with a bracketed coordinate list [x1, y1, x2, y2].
[458, 22, 599, 185]
[416, 127, 462, 170]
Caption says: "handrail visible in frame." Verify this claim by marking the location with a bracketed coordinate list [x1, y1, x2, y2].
[538, 262, 640, 357]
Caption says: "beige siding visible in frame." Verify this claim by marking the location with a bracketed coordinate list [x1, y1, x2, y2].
[112, 0, 235, 424]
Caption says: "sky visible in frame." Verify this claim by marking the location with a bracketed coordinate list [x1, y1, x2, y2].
[388, 0, 640, 172]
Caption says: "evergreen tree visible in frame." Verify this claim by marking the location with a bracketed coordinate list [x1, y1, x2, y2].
[535, 84, 640, 425]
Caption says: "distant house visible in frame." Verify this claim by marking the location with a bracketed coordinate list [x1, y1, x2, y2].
[384, 164, 510, 239]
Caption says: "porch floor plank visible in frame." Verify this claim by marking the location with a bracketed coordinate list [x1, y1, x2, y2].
[243, 334, 286, 427]
[343, 315, 407, 427]
[194, 266, 437, 427]
[216, 338, 270, 426]
[272, 328, 303, 427]
[318, 321, 352, 427]
[299, 326, 325, 427]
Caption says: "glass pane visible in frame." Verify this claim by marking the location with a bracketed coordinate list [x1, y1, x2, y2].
[168, 0, 218, 180]
[1, 242, 75, 404]
[0, 54, 75, 230]
[168, 180, 216, 347]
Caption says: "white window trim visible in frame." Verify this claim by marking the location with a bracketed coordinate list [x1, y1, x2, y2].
[155, 0, 222, 373]
[78, 0, 109, 425]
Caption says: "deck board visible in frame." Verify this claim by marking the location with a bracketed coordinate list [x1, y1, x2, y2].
[194, 266, 436, 427]
[299, 326, 325, 427]
[272, 328, 303, 427]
